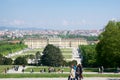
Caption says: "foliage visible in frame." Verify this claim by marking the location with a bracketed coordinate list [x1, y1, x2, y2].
[35, 51, 41, 65]
[0, 54, 12, 65]
[2, 57, 13, 65]
[0, 65, 13, 73]
[0, 41, 27, 56]
[67, 60, 77, 66]
[14, 56, 27, 65]
[41, 44, 64, 66]
[96, 21, 120, 67]
[58, 34, 98, 41]
[80, 45, 97, 67]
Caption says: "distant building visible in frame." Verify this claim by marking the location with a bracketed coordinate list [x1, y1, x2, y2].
[24, 38, 88, 48]
[8, 40, 20, 44]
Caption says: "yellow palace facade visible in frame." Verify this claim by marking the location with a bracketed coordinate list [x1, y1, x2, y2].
[24, 38, 88, 48]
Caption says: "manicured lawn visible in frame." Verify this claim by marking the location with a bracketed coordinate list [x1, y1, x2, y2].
[83, 68, 99, 72]
[11, 48, 73, 60]
[83, 74, 120, 77]
[0, 73, 69, 78]
[63, 55, 72, 59]
[62, 53, 72, 55]
[61, 51, 72, 53]
[60, 48, 72, 51]
[0, 73, 120, 78]
[33, 48, 44, 51]
[83, 68, 118, 73]
[0, 65, 13, 73]
[25, 66, 70, 72]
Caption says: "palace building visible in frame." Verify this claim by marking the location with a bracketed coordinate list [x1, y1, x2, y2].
[24, 38, 88, 48]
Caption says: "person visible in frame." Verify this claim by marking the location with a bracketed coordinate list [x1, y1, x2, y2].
[70, 65, 75, 80]
[73, 64, 77, 80]
[101, 66, 104, 73]
[4, 68, 7, 74]
[76, 64, 83, 80]
[30, 69, 34, 73]
[98, 67, 101, 73]
[100, 66, 104, 73]
[117, 67, 119, 73]
[22, 69, 24, 73]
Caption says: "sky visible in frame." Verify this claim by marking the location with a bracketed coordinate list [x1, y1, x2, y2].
[0, 0, 120, 30]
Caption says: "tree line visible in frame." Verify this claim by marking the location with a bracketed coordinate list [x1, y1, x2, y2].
[80, 21, 120, 68]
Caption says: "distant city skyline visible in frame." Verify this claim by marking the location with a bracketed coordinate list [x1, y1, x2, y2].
[0, 0, 120, 30]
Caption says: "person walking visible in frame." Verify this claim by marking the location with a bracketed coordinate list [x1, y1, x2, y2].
[76, 64, 83, 80]
[68, 64, 75, 80]
[70, 65, 76, 80]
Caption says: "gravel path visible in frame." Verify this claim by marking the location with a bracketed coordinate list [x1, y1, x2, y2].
[0, 78, 120, 80]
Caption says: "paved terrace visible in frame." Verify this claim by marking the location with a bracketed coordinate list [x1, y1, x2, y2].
[6, 66, 120, 80]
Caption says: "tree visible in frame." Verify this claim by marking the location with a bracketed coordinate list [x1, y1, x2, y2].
[35, 51, 41, 65]
[41, 44, 64, 66]
[0, 54, 3, 64]
[0, 54, 12, 65]
[80, 45, 97, 67]
[68, 60, 77, 67]
[14, 56, 27, 65]
[3, 57, 13, 65]
[96, 21, 120, 67]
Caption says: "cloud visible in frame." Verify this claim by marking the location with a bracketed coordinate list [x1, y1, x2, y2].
[9, 20, 25, 26]
[62, 20, 69, 26]
[81, 19, 86, 25]
[0, 19, 25, 27]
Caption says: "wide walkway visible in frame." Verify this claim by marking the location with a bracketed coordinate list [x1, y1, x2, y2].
[6, 66, 120, 80]
[0, 78, 120, 80]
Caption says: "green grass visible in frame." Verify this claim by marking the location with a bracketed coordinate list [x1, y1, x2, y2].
[0, 65, 13, 73]
[63, 55, 72, 59]
[33, 48, 44, 51]
[0, 73, 69, 78]
[25, 66, 70, 72]
[61, 48, 72, 59]
[0, 73, 120, 78]
[25, 51, 36, 53]
[61, 51, 72, 53]
[62, 53, 72, 55]
[83, 68, 99, 72]
[60, 48, 72, 51]
[83, 68, 118, 72]
[11, 48, 43, 59]
[10, 48, 73, 60]
[83, 74, 120, 77]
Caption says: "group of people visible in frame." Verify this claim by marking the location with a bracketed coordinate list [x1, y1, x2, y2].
[69, 63, 83, 80]
[29, 67, 64, 73]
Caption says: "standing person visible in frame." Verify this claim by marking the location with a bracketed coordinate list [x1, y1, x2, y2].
[98, 67, 101, 73]
[101, 66, 104, 73]
[73, 64, 78, 80]
[100, 66, 104, 73]
[70, 65, 75, 80]
[76, 64, 83, 80]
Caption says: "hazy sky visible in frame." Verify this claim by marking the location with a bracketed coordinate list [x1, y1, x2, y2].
[0, 0, 120, 30]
